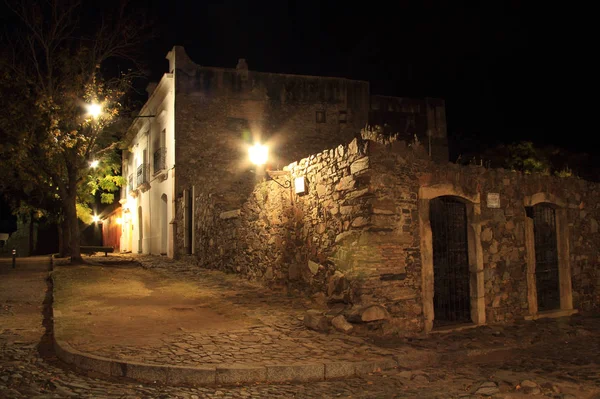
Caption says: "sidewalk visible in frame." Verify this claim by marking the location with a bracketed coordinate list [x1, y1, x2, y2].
[51, 254, 432, 386]
[50, 254, 600, 387]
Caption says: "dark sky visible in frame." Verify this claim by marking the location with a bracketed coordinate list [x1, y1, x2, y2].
[135, 0, 579, 161]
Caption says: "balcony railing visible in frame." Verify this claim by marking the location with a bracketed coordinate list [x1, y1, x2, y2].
[136, 164, 149, 187]
[153, 147, 166, 174]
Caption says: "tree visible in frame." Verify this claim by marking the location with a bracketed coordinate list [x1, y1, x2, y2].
[0, 0, 150, 263]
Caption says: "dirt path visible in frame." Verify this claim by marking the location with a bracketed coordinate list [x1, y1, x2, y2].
[52, 263, 261, 349]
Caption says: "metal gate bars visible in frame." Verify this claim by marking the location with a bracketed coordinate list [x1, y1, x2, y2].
[532, 204, 560, 311]
[430, 196, 471, 327]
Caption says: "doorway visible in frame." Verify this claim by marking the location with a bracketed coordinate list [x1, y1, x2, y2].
[532, 203, 560, 311]
[430, 196, 471, 326]
[137, 206, 143, 254]
[161, 194, 168, 255]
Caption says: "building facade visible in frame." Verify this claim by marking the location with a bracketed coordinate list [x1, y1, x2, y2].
[120, 71, 175, 256]
[121, 46, 447, 258]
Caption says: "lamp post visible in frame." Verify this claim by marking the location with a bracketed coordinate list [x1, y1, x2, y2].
[248, 143, 292, 189]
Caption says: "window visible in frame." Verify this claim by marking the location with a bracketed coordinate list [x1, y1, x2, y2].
[316, 110, 326, 123]
[338, 110, 347, 123]
[153, 129, 166, 174]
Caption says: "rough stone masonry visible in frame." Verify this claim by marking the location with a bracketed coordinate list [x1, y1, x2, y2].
[180, 128, 599, 336]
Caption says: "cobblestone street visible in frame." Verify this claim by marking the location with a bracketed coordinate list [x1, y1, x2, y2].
[1, 256, 599, 398]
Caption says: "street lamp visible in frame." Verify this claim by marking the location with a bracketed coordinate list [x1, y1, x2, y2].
[92, 214, 100, 223]
[248, 143, 268, 166]
[86, 102, 102, 119]
[248, 142, 291, 189]
[89, 160, 99, 168]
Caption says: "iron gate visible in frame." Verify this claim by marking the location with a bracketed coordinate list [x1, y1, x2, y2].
[532, 203, 560, 311]
[430, 197, 471, 326]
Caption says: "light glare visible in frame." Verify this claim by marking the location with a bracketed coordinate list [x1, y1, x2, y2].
[90, 160, 99, 168]
[249, 143, 268, 166]
[86, 103, 102, 118]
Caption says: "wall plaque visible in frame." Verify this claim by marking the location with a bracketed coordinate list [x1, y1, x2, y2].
[487, 193, 500, 208]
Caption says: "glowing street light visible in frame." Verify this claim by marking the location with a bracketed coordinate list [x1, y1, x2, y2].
[92, 214, 100, 223]
[248, 143, 268, 166]
[89, 160, 99, 168]
[86, 102, 102, 119]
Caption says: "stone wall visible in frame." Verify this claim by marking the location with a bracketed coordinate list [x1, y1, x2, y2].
[182, 137, 372, 292]
[184, 132, 599, 335]
[366, 138, 600, 332]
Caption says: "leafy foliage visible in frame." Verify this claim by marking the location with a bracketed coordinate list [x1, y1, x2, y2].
[0, 0, 151, 261]
[457, 140, 592, 180]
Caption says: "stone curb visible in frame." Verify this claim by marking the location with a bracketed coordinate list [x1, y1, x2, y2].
[52, 336, 402, 386]
[49, 265, 408, 386]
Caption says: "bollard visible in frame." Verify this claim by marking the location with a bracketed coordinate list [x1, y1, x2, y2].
[12, 248, 16, 268]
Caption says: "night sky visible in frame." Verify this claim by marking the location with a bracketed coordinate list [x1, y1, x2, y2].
[135, 1, 578, 162]
[0, 1, 589, 227]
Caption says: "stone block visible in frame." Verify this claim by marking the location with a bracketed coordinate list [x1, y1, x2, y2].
[304, 309, 330, 332]
[331, 315, 354, 333]
[336, 176, 355, 191]
[351, 217, 368, 227]
[350, 157, 369, 174]
[265, 363, 324, 382]
[68, 351, 112, 376]
[350, 304, 390, 323]
[308, 260, 320, 275]
[216, 364, 267, 384]
[324, 361, 355, 379]
[168, 365, 216, 385]
[345, 188, 369, 200]
[219, 209, 241, 219]
[125, 362, 170, 384]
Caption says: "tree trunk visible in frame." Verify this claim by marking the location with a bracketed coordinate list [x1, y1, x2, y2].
[64, 190, 82, 264]
[58, 217, 70, 257]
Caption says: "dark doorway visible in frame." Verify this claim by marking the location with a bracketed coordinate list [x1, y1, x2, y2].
[532, 203, 560, 311]
[430, 196, 471, 326]
[138, 206, 143, 254]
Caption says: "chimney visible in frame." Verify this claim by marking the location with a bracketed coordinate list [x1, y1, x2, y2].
[236, 58, 248, 71]
[236, 58, 249, 81]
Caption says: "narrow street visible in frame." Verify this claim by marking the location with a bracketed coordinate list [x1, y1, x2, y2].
[1, 256, 598, 398]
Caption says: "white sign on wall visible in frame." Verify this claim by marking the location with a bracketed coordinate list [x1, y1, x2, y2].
[487, 193, 500, 208]
[294, 176, 306, 195]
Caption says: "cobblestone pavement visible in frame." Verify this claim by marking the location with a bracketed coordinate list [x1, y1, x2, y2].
[55, 255, 410, 367]
[1, 256, 599, 398]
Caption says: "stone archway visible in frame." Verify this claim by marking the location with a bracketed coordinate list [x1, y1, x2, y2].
[524, 193, 575, 319]
[419, 184, 485, 333]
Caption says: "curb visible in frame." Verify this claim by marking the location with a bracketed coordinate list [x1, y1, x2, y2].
[52, 337, 401, 386]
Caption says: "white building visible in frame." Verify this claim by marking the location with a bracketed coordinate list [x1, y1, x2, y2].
[120, 62, 175, 256]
